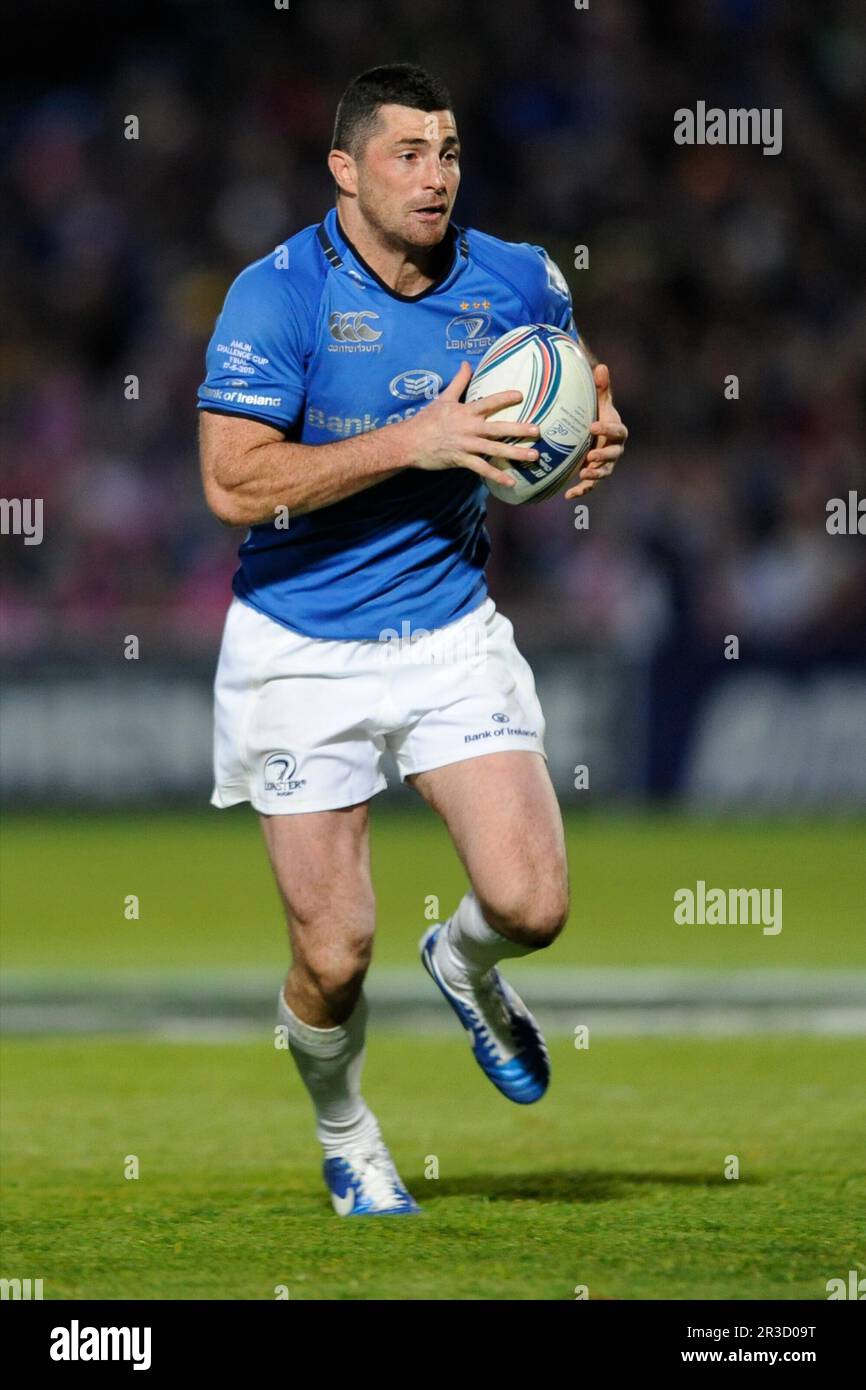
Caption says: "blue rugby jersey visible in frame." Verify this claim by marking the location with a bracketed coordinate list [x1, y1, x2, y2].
[197, 206, 579, 639]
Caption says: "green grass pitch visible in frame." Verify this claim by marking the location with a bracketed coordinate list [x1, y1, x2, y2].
[1, 811, 864, 1299]
[2, 809, 864, 972]
[2, 1034, 864, 1300]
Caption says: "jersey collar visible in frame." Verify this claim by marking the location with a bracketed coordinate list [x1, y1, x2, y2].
[320, 206, 469, 302]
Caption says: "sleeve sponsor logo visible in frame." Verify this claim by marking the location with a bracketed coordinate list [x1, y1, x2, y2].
[201, 386, 283, 408]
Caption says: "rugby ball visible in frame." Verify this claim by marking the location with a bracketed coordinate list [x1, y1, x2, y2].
[465, 324, 597, 505]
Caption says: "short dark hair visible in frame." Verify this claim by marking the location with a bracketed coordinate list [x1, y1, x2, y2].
[331, 63, 453, 160]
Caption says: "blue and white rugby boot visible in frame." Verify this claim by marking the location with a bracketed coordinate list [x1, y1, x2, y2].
[322, 1133, 421, 1217]
[420, 922, 550, 1104]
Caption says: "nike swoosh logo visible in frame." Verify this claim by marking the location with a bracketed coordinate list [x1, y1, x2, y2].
[332, 1187, 355, 1216]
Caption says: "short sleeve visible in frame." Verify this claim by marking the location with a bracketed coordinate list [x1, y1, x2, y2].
[529, 245, 580, 343]
[197, 259, 309, 431]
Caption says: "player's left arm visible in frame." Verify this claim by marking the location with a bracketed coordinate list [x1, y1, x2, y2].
[531, 247, 628, 500]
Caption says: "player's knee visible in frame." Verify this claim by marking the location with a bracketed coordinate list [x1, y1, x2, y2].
[480, 886, 569, 948]
[292, 890, 375, 999]
[302, 930, 373, 998]
[519, 900, 568, 948]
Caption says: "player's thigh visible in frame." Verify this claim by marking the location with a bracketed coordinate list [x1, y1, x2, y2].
[259, 801, 376, 970]
[407, 750, 569, 939]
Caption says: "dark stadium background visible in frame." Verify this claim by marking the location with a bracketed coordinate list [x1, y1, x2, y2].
[2, 0, 864, 809]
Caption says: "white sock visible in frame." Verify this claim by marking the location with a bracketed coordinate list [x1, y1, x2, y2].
[437, 890, 535, 983]
[277, 987, 379, 1158]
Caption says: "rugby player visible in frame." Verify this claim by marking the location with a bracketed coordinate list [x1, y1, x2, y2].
[198, 64, 627, 1216]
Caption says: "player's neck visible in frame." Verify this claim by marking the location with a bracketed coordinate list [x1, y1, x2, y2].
[334, 203, 451, 297]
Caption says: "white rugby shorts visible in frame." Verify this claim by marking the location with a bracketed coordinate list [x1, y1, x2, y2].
[211, 595, 547, 814]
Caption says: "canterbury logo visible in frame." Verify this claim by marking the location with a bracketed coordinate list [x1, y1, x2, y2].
[328, 311, 382, 342]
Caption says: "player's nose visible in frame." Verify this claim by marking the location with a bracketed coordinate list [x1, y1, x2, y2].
[424, 177, 448, 203]
[424, 159, 449, 190]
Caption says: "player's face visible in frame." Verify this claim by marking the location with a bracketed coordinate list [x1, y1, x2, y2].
[354, 105, 460, 249]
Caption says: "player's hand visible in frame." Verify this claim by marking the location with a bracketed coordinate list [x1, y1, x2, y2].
[400, 361, 540, 488]
[564, 363, 628, 500]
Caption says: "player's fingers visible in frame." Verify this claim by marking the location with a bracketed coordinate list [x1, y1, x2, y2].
[442, 362, 473, 399]
[469, 389, 524, 416]
[593, 362, 612, 400]
[580, 460, 616, 479]
[584, 444, 622, 464]
[464, 439, 539, 464]
[454, 453, 516, 486]
[479, 419, 540, 440]
[565, 477, 598, 499]
[590, 419, 627, 441]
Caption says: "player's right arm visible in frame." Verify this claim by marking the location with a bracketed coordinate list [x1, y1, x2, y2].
[200, 363, 538, 526]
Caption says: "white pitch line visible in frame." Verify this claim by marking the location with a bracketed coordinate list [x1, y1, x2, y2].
[1, 968, 865, 1037]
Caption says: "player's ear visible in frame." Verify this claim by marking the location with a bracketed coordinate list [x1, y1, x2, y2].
[328, 148, 357, 197]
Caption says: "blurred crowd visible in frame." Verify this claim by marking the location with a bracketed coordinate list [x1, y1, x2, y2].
[2, 0, 865, 662]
